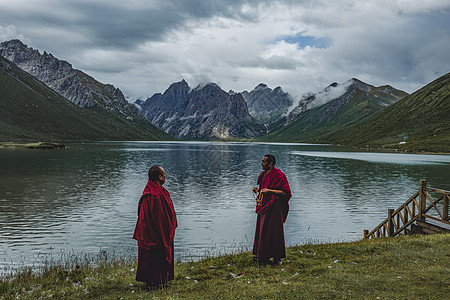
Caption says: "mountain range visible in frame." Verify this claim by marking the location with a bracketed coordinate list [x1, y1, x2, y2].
[1, 39, 448, 152]
[262, 78, 408, 141]
[0, 41, 170, 141]
[323, 72, 450, 152]
[0, 39, 169, 139]
[135, 77, 407, 141]
[136, 80, 266, 139]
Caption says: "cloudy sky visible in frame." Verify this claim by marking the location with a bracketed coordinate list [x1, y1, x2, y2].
[1, 0, 449, 101]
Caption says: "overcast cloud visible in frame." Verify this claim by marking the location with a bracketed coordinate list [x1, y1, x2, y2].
[1, 0, 449, 100]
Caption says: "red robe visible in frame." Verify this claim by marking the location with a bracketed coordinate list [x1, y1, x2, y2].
[253, 167, 291, 260]
[133, 180, 177, 285]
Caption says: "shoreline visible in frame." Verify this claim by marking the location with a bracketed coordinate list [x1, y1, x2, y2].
[0, 142, 65, 149]
[3, 139, 448, 155]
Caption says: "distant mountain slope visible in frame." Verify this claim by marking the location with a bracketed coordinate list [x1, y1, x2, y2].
[136, 80, 266, 139]
[323, 72, 450, 152]
[0, 39, 166, 138]
[240, 83, 293, 124]
[261, 78, 407, 142]
[0, 55, 170, 141]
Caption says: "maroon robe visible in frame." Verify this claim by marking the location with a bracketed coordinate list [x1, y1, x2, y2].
[133, 180, 177, 285]
[253, 167, 291, 260]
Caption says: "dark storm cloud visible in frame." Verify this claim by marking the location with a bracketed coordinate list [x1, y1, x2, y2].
[0, 0, 449, 99]
[40, 0, 264, 49]
[0, 0, 265, 49]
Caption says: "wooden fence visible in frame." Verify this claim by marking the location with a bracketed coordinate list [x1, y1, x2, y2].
[364, 180, 450, 239]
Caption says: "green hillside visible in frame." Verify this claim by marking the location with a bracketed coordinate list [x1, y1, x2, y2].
[323, 73, 450, 152]
[260, 83, 407, 143]
[0, 56, 172, 141]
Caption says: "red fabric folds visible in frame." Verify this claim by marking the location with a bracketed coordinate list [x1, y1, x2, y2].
[255, 167, 291, 222]
[136, 243, 174, 285]
[253, 200, 286, 260]
[133, 180, 177, 263]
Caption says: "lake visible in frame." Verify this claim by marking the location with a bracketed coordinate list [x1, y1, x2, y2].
[1, 141, 449, 273]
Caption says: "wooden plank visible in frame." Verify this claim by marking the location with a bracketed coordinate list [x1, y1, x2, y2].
[444, 195, 449, 221]
[422, 214, 450, 227]
[426, 187, 450, 194]
[392, 192, 419, 215]
[416, 220, 450, 234]
[410, 223, 421, 234]
[388, 209, 394, 237]
[420, 227, 435, 234]
[403, 207, 409, 225]
[405, 204, 413, 220]
[368, 217, 389, 237]
[393, 216, 419, 236]
[396, 213, 401, 230]
[419, 180, 427, 219]
[365, 184, 449, 239]
[424, 194, 444, 218]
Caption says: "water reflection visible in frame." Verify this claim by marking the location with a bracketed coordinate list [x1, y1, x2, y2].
[291, 151, 450, 165]
[0, 142, 449, 271]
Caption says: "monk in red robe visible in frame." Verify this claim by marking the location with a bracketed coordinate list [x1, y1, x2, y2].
[133, 166, 177, 290]
[252, 154, 291, 266]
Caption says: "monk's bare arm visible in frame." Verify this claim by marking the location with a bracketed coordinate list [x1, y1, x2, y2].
[260, 188, 287, 196]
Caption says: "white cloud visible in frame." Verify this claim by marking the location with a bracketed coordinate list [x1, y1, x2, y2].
[0, 0, 449, 100]
[0, 25, 26, 43]
[313, 80, 354, 107]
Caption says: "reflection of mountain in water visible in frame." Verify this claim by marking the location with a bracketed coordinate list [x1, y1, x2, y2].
[1, 142, 449, 270]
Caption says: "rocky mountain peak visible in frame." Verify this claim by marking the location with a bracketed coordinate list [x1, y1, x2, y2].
[273, 86, 283, 92]
[329, 82, 339, 88]
[242, 83, 293, 124]
[0, 39, 149, 124]
[165, 80, 191, 98]
[255, 83, 268, 90]
[193, 82, 220, 91]
[346, 78, 373, 92]
[136, 81, 265, 139]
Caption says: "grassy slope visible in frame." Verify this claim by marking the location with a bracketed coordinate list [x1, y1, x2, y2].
[261, 89, 391, 142]
[1, 234, 448, 299]
[0, 56, 172, 141]
[323, 73, 450, 152]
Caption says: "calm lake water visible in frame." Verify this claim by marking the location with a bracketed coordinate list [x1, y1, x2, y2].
[1, 141, 449, 272]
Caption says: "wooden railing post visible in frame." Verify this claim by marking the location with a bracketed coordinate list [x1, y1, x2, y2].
[364, 180, 449, 241]
[443, 194, 449, 221]
[388, 209, 394, 237]
[419, 180, 427, 220]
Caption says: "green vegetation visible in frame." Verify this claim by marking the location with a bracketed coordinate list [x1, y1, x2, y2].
[0, 56, 172, 142]
[259, 73, 449, 153]
[261, 89, 393, 143]
[323, 73, 450, 153]
[1, 234, 448, 299]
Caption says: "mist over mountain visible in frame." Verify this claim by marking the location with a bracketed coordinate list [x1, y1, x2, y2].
[323, 72, 450, 152]
[284, 78, 406, 126]
[262, 78, 408, 141]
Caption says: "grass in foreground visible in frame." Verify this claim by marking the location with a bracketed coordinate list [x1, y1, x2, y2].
[1, 234, 449, 299]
